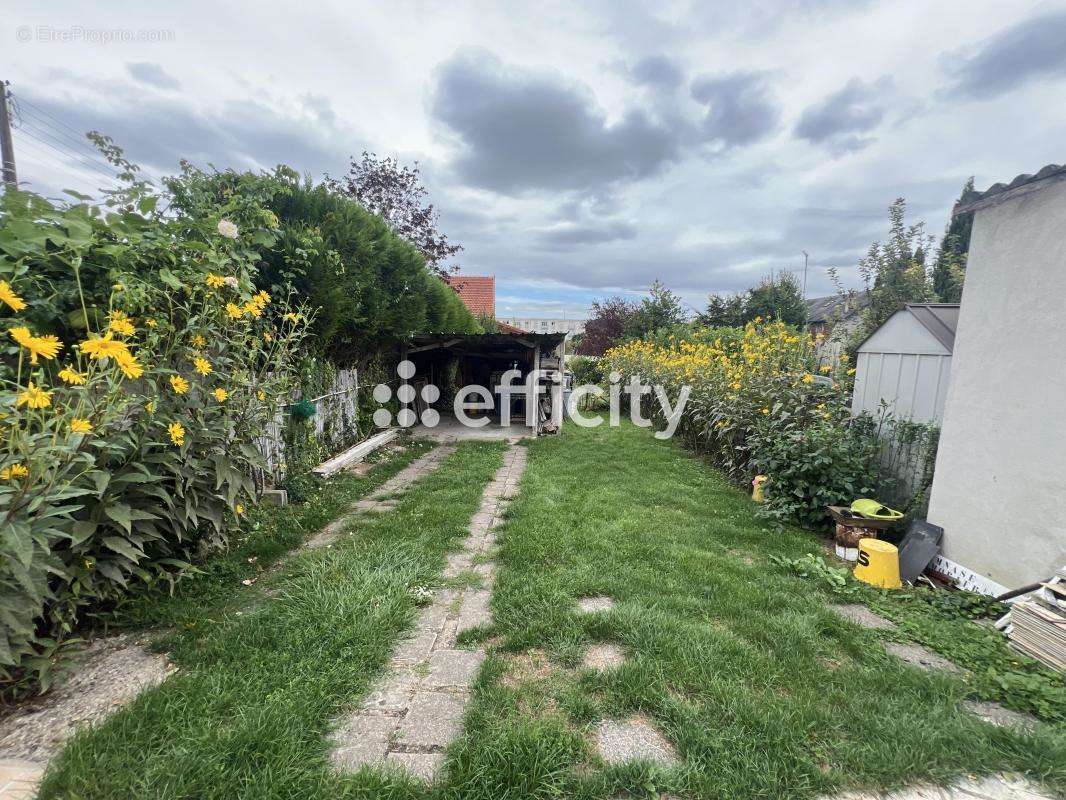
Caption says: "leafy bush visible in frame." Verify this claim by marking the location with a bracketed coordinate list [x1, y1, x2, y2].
[604, 319, 883, 526]
[167, 166, 480, 364]
[0, 184, 309, 697]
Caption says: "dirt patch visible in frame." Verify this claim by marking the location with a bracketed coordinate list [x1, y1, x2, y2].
[0, 634, 174, 764]
[499, 648, 555, 689]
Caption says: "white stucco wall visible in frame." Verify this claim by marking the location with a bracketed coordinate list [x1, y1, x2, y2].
[927, 177, 1066, 588]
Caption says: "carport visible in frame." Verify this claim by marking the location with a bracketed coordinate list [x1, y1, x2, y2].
[401, 332, 567, 437]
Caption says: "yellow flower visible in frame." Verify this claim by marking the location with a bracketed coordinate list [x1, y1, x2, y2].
[70, 418, 93, 434]
[263, 331, 273, 343]
[252, 290, 270, 309]
[16, 381, 52, 409]
[59, 366, 87, 385]
[112, 283, 125, 292]
[257, 390, 266, 402]
[169, 375, 190, 395]
[235, 503, 245, 516]
[108, 311, 136, 337]
[761, 407, 770, 415]
[1, 463, 30, 481]
[9, 327, 62, 364]
[80, 333, 129, 361]
[145, 318, 158, 328]
[283, 312, 301, 324]
[242, 301, 262, 318]
[145, 400, 155, 414]
[115, 351, 144, 379]
[225, 303, 244, 320]
[847, 368, 856, 376]
[0, 281, 26, 312]
[801, 373, 813, 384]
[168, 421, 185, 446]
[213, 387, 229, 403]
[820, 365, 831, 373]
[205, 273, 227, 289]
[191, 334, 207, 348]
[192, 357, 212, 376]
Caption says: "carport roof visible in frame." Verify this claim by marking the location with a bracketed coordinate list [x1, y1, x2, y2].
[406, 331, 566, 353]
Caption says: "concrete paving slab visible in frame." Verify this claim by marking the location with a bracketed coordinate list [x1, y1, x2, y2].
[884, 642, 963, 674]
[424, 650, 486, 690]
[386, 751, 446, 781]
[829, 604, 896, 630]
[594, 715, 677, 766]
[396, 692, 466, 749]
[330, 715, 394, 771]
[577, 596, 616, 614]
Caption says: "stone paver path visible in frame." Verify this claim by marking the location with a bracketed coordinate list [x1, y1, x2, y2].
[829, 604, 896, 630]
[883, 641, 962, 674]
[0, 760, 43, 800]
[582, 643, 626, 672]
[594, 715, 678, 767]
[963, 700, 1039, 732]
[307, 444, 455, 548]
[823, 772, 1056, 799]
[329, 443, 528, 782]
[577, 596, 616, 614]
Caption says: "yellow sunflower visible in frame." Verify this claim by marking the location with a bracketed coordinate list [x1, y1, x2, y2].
[70, 418, 93, 434]
[193, 357, 212, 376]
[80, 333, 129, 361]
[213, 387, 229, 403]
[16, 381, 52, 409]
[168, 421, 185, 446]
[169, 375, 190, 395]
[1, 463, 30, 481]
[58, 366, 87, 385]
[0, 281, 26, 312]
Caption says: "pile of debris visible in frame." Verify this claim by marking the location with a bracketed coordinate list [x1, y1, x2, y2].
[996, 568, 1066, 671]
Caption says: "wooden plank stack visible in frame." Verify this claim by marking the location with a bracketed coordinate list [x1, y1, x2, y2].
[996, 567, 1066, 672]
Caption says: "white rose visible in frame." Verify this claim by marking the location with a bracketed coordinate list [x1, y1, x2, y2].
[217, 219, 239, 239]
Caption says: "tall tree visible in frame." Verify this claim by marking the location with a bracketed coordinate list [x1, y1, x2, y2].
[932, 177, 974, 303]
[328, 152, 462, 277]
[626, 279, 686, 339]
[576, 297, 636, 356]
[744, 271, 808, 327]
[851, 197, 937, 340]
[700, 292, 747, 328]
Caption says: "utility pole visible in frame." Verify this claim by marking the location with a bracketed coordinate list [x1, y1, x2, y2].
[802, 250, 809, 298]
[0, 80, 16, 189]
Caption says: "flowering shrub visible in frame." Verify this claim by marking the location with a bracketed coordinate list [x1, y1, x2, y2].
[0, 186, 309, 696]
[604, 320, 881, 526]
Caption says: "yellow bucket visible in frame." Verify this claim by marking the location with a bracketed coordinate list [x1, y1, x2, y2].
[853, 538, 902, 589]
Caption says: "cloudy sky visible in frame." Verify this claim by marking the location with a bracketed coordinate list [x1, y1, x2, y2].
[5, 1, 1066, 317]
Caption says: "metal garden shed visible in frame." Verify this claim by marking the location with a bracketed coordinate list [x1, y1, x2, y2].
[851, 303, 959, 423]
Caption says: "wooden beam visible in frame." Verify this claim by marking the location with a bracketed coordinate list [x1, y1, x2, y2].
[312, 429, 399, 478]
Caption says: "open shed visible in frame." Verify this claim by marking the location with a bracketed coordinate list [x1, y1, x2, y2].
[401, 331, 567, 437]
[851, 303, 959, 423]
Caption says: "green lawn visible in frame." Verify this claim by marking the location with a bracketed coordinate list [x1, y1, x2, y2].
[40, 423, 1066, 799]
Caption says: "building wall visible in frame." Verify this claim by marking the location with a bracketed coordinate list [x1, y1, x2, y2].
[852, 310, 953, 423]
[927, 178, 1066, 588]
[499, 317, 586, 336]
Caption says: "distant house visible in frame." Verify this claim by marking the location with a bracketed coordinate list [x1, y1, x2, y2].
[805, 293, 867, 363]
[443, 275, 495, 317]
[851, 303, 958, 423]
[498, 316, 586, 337]
[926, 163, 1066, 591]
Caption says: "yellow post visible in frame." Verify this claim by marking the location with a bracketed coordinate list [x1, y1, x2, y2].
[853, 538, 902, 589]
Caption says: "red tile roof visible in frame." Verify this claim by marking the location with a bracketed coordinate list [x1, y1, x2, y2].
[497, 320, 529, 334]
[443, 274, 495, 316]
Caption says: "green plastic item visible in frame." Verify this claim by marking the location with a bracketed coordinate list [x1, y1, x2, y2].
[288, 399, 317, 420]
[850, 498, 903, 521]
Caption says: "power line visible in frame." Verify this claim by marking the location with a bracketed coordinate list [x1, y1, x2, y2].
[13, 124, 120, 184]
[14, 118, 119, 178]
[15, 103, 113, 165]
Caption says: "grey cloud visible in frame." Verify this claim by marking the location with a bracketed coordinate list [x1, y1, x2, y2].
[430, 48, 683, 194]
[690, 72, 779, 146]
[794, 76, 892, 153]
[941, 10, 1066, 99]
[535, 220, 638, 248]
[21, 85, 354, 182]
[630, 55, 684, 88]
[125, 62, 180, 90]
